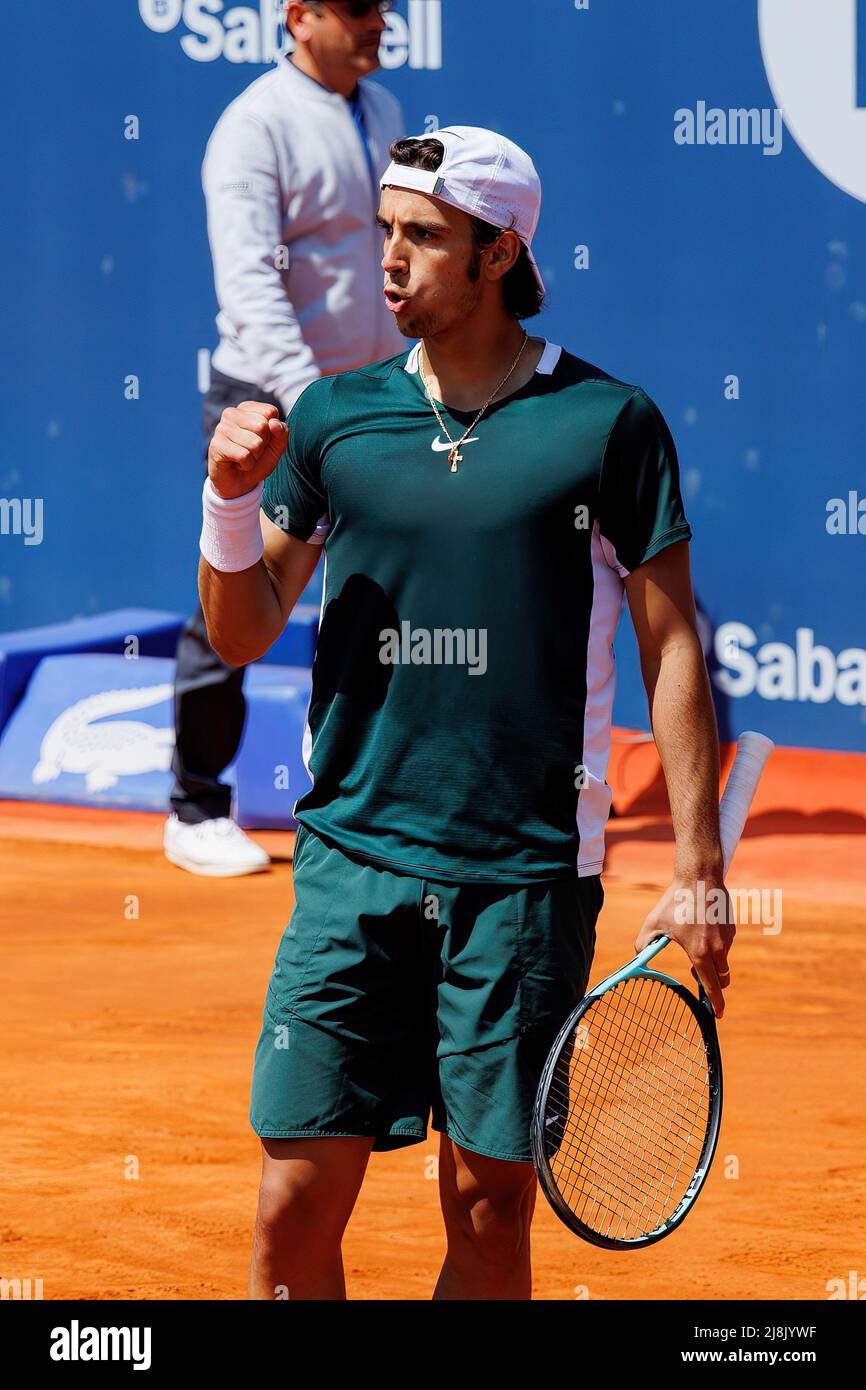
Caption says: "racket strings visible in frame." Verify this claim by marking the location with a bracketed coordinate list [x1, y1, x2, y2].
[550, 1026, 705, 1234]
[548, 987, 708, 1239]
[550, 1044, 706, 1237]
[550, 989, 707, 1235]
[559, 986, 708, 1173]
[544, 976, 711, 1242]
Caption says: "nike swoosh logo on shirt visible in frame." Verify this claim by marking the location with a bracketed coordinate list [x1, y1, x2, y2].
[431, 435, 480, 452]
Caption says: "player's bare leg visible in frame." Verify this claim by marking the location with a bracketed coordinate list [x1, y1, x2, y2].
[248, 1136, 373, 1300]
[433, 1137, 537, 1300]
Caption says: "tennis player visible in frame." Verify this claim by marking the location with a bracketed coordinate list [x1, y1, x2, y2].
[199, 127, 733, 1300]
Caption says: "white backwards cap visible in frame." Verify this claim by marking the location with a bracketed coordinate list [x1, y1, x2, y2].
[380, 125, 545, 293]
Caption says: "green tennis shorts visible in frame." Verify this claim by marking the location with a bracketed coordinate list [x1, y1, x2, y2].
[250, 824, 602, 1163]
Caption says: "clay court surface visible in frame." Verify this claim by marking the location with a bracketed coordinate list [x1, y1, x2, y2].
[2, 747, 865, 1301]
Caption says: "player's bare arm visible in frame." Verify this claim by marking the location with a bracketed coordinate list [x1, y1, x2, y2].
[625, 538, 733, 1017]
[199, 402, 321, 668]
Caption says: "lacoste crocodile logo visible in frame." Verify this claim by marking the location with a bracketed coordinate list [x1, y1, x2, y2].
[32, 684, 175, 792]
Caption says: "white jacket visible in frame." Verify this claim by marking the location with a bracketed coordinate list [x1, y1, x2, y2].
[204, 57, 406, 414]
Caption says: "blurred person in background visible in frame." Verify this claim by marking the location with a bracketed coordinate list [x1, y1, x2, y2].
[166, 0, 405, 876]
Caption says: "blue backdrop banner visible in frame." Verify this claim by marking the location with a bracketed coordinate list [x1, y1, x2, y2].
[2, 0, 864, 751]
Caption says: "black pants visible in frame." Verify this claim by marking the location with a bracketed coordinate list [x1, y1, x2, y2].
[170, 367, 282, 824]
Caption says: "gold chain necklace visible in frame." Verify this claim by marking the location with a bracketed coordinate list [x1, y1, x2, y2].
[418, 332, 530, 473]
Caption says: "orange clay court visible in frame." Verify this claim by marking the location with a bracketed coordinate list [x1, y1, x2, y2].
[2, 739, 864, 1301]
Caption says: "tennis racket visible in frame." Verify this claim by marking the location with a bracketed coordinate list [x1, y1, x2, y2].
[531, 730, 774, 1249]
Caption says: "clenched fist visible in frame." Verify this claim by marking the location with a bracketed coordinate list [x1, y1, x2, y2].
[207, 401, 289, 500]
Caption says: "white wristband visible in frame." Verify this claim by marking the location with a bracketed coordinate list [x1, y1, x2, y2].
[199, 477, 265, 573]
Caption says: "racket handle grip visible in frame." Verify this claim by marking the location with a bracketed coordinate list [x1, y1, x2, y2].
[630, 731, 773, 972]
[719, 731, 774, 875]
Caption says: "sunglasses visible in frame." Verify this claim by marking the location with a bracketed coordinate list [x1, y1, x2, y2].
[317, 0, 395, 18]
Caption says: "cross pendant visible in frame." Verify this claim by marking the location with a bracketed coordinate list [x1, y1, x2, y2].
[449, 447, 462, 473]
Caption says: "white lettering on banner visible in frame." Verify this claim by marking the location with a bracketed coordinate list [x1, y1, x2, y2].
[139, 0, 184, 32]
[714, 622, 866, 707]
[759, 0, 866, 204]
[138, 0, 443, 69]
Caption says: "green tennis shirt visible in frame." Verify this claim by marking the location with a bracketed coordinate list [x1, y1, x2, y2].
[262, 340, 691, 884]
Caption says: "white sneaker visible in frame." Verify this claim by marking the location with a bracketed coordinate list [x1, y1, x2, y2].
[163, 814, 271, 877]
